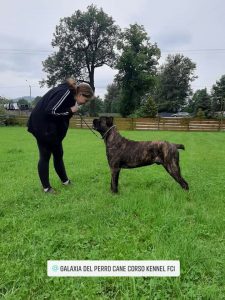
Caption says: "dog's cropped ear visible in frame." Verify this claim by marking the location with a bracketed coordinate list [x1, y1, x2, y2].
[106, 117, 114, 127]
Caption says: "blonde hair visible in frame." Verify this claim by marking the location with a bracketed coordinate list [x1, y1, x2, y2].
[66, 78, 94, 99]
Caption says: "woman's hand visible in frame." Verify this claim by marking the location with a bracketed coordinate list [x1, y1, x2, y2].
[70, 105, 79, 113]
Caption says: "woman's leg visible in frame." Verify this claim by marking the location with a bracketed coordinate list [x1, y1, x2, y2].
[37, 140, 52, 189]
[52, 142, 69, 183]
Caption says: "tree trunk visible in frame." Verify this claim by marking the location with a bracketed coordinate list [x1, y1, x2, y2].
[89, 68, 96, 116]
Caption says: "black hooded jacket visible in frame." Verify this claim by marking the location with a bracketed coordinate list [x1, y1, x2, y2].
[27, 83, 75, 143]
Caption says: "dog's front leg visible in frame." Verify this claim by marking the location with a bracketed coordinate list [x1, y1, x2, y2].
[110, 168, 121, 193]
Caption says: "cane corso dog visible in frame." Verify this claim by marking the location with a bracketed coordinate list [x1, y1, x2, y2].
[93, 117, 189, 193]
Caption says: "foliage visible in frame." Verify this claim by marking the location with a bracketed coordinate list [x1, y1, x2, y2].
[211, 75, 225, 114]
[195, 108, 206, 119]
[16, 98, 30, 110]
[0, 96, 10, 105]
[137, 96, 158, 117]
[0, 105, 6, 114]
[191, 89, 211, 117]
[41, 5, 120, 89]
[0, 106, 7, 126]
[78, 96, 104, 116]
[116, 23, 160, 116]
[32, 96, 42, 108]
[156, 54, 197, 113]
[4, 115, 20, 126]
[103, 82, 121, 113]
[17, 98, 29, 106]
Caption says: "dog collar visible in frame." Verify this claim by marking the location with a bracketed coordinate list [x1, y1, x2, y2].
[102, 125, 117, 139]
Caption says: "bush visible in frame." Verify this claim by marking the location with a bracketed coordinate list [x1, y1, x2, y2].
[5, 115, 20, 126]
[196, 108, 206, 119]
[0, 106, 7, 126]
[137, 96, 158, 118]
[0, 115, 7, 126]
[127, 112, 139, 118]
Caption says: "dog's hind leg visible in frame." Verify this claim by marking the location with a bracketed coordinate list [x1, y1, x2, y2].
[110, 168, 121, 193]
[163, 160, 189, 190]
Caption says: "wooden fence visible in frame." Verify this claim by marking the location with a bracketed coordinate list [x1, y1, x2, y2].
[3, 115, 225, 131]
[69, 117, 225, 132]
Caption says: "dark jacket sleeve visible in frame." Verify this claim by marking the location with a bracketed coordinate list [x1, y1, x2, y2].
[44, 88, 73, 118]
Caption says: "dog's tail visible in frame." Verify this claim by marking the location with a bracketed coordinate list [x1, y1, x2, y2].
[175, 144, 185, 150]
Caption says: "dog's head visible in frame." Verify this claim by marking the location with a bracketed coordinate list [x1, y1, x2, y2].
[93, 117, 114, 135]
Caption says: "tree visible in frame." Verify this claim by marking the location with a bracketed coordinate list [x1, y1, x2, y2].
[78, 96, 104, 116]
[191, 88, 211, 117]
[17, 98, 29, 106]
[0, 96, 10, 105]
[103, 82, 121, 113]
[41, 5, 120, 90]
[0, 97, 10, 119]
[156, 54, 197, 113]
[32, 96, 42, 107]
[115, 23, 160, 117]
[211, 75, 225, 114]
[137, 96, 158, 117]
[17, 98, 29, 110]
[196, 108, 206, 119]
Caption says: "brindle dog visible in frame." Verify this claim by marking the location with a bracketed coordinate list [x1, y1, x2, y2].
[93, 117, 189, 193]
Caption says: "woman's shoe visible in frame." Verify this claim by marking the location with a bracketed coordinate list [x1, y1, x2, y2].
[43, 187, 56, 194]
[62, 179, 72, 186]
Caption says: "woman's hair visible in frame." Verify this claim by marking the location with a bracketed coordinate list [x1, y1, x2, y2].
[66, 78, 94, 99]
[77, 82, 94, 99]
[66, 78, 77, 91]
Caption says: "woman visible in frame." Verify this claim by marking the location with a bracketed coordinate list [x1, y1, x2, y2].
[27, 78, 94, 193]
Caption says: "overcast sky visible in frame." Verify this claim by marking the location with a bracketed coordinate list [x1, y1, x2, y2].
[0, 0, 225, 99]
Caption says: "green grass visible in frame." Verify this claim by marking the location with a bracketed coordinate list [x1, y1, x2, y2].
[0, 127, 224, 299]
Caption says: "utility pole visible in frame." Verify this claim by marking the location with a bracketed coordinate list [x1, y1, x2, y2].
[26, 80, 32, 101]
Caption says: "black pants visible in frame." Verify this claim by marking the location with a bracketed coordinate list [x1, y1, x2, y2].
[37, 140, 68, 189]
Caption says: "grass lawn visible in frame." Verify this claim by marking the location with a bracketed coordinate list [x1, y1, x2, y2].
[0, 127, 224, 299]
